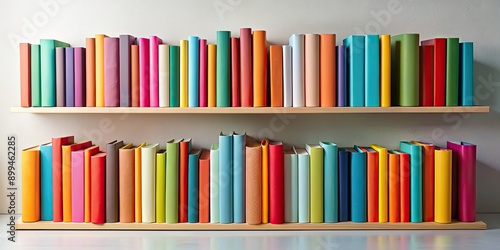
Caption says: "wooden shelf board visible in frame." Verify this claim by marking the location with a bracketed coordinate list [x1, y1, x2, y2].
[10, 106, 490, 114]
[16, 218, 486, 230]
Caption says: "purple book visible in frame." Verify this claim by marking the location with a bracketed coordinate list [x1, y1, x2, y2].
[337, 45, 346, 107]
[65, 47, 74, 107]
[119, 35, 135, 107]
[74, 47, 86, 107]
[56, 47, 65, 107]
[104, 37, 120, 107]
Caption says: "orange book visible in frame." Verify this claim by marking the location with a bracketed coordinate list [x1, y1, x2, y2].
[412, 141, 435, 222]
[84, 145, 100, 222]
[199, 150, 210, 223]
[62, 141, 92, 222]
[361, 147, 378, 222]
[134, 142, 146, 222]
[131, 44, 140, 107]
[20, 43, 31, 107]
[261, 139, 269, 223]
[305, 34, 319, 107]
[319, 34, 336, 107]
[388, 151, 400, 222]
[22, 144, 43, 222]
[270, 45, 283, 107]
[85, 38, 96, 107]
[208, 44, 217, 107]
[253, 30, 267, 107]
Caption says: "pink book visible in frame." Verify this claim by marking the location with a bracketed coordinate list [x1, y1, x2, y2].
[231, 37, 240, 107]
[150, 36, 162, 107]
[199, 39, 208, 107]
[74, 47, 86, 107]
[71, 149, 85, 222]
[139, 38, 150, 107]
[104, 37, 120, 107]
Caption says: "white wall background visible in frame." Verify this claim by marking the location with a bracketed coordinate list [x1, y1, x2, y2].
[1, 0, 499, 214]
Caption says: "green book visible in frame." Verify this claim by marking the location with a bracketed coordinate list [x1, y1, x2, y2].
[391, 34, 419, 106]
[40, 39, 70, 107]
[31, 44, 41, 107]
[446, 38, 459, 106]
[155, 150, 166, 223]
[166, 139, 182, 223]
[169, 46, 180, 107]
[305, 144, 324, 223]
[216, 31, 230, 107]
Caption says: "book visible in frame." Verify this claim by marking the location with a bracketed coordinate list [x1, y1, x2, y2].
[179, 138, 192, 223]
[305, 34, 320, 107]
[411, 141, 435, 222]
[55, 47, 65, 107]
[253, 30, 267, 107]
[131, 45, 140, 107]
[71, 149, 85, 222]
[141, 143, 159, 223]
[391, 34, 420, 106]
[208, 44, 217, 107]
[338, 148, 349, 221]
[199, 150, 210, 223]
[138, 38, 150, 107]
[65, 47, 74, 107]
[166, 139, 182, 223]
[189, 36, 200, 107]
[159, 44, 170, 107]
[261, 139, 269, 223]
[306, 144, 324, 223]
[85, 38, 96, 107]
[434, 147, 452, 223]
[219, 132, 233, 223]
[361, 147, 379, 222]
[188, 149, 202, 222]
[240, 28, 253, 107]
[180, 39, 188, 107]
[295, 148, 310, 223]
[215, 31, 230, 107]
[270, 45, 283, 107]
[319, 141, 338, 223]
[169, 45, 180, 107]
[52, 135, 74, 222]
[371, 144, 388, 223]
[31, 44, 41, 107]
[118, 143, 136, 223]
[419, 45, 434, 106]
[388, 151, 400, 222]
[231, 37, 240, 107]
[150, 36, 162, 107]
[319, 34, 336, 107]
[365, 34, 380, 107]
[459, 42, 474, 106]
[199, 39, 208, 107]
[233, 132, 246, 223]
[90, 152, 106, 224]
[399, 141, 422, 222]
[380, 35, 391, 107]
[283, 45, 293, 107]
[74, 47, 85, 107]
[95, 34, 106, 107]
[337, 45, 347, 107]
[22, 145, 42, 222]
[284, 149, 298, 223]
[156, 149, 166, 223]
[40, 143, 53, 220]
[84, 145, 100, 223]
[394, 150, 410, 222]
[40, 39, 70, 107]
[246, 140, 262, 225]
[446, 38, 460, 106]
[210, 143, 220, 223]
[421, 38, 446, 106]
[269, 141, 284, 224]
[350, 146, 367, 223]
[119, 35, 135, 107]
[20, 43, 30, 107]
[106, 140, 124, 223]
[104, 37, 119, 107]
[290, 34, 305, 107]
[343, 35, 365, 107]
[134, 142, 146, 222]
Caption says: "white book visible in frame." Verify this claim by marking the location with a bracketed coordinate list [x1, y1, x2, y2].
[210, 143, 220, 223]
[284, 149, 298, 223]
[159, 44, 170, 107]
[289, 34, 305, 107]
[141, 143, 159, 223]
[282, 45, 293, 107]
[294, 147, 310, 223]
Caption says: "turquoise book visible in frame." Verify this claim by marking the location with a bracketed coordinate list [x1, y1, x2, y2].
[169, 46, 180, 107]
[40, 39, 70, 107]
[365, 34, 380, 107]
[399, 141, 422, 222]
[31, 44, 41, 107]
[40, 143, 53, 220]
[294, 148, 310, 223]
[233, 132, 246, 223]
[188, 36, 200, 107]
[188, 149, 201, 223]
[319, 141, 338, 223]
[216, 31, 231, 107]
[459, 42, 474, 106]
[343, 35, 365, 107]
[350, 146, 366, 223]
[219, 132, 233, 223]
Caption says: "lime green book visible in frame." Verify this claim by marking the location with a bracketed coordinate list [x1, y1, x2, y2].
[155, 150, 166, 223]
[40, 39, 70, 107]
[305, 144, 324, 223]
[166, 139, 182, 223]
[446, 38, 459, 106]
[391, 34, 419, 106]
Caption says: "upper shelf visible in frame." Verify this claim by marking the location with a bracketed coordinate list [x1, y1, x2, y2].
[10, 106, 490, 114]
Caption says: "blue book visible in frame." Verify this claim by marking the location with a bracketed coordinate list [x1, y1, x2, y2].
[399, 141, 422, 222]
[219, 132, 233, 223]
[343, 35, 365, 107]
[350, 146, 366, 223]
[40, 143, 53, 221]
[319, 141, 338, 223]
[337, 45, 347, 107]
[65, 47, 74, 107]
[40, 39, 70, 107]
[232, 132, 246, 223]
[365, 34, 380, 107]
[338, 148, 350, 222]
[188, 149, 202, 223]
[188, 36, 200, 107]
[294, 148, 310, 223]
[459, 42, 474, 106]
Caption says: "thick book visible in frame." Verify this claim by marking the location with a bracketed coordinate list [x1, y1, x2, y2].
[269, 141, 284, 224]
[106, 140, 124, 223]
[134, 142, 146, 222]
[188, 149, 202, 222]
[104, 37, 119, 107]
[71, 149, 85, 222]
[84, 146, 100, 223]
[337, 45, 346, 107]
[284, 149, 298, 223]
[338, 148, 349, 222]
[270, 45, 283, 107]
[343, 35, 365, 107]
[199, 39, 208, 107]
[253, 30, 267, 107]
[371, 144, 388, 223]
[179, 138, 192, 223]
[169, 45, 180, 107]
[119, 143, 136, 223]
[90, 152, 106, 224]
[55, 47, 65, 107]
[85, 38, 96, 107]
[199, 150, 211, 223]
[52, 135, 74, 222]
[210, 143, 220, 223]
[388, 151, 400, 222]
[446, 38, 460, 106]
[399, 141, 422, 222]
[319, 34, 336, 107]
[95, 34, 107, 107]
[156, 149, 166, 223]
[141, 143, 159, 223]
[295, 148, 310, 223]
[131, 45, 140, 107]
[40, 39, 70, 107]
[459, 42, 474, 106]
[319, 141, 338, 223]
[261, 139, 269, 223]
[306, 144, 324, 223]
[246, 140, 262, 225]
[31, 44, 41, 107]
[74, 47, 85, 107]
[350, 146, 367, 223]
[138, 38, 150, 107]
[208, 44, 217, 107]
[421, 38, 446, 106]
[380, 35, 391, 107]
[283, 45, 293, 107]
[219, 132, 233, 223]
[189, 36, 200, 107]
[365, 34, 380, 107]
[159, 44, 170, 107]
[150, 36, 162, 107]
[119, 35, 135, 107]
[231, 37, 240, 107]
[362, 147, 379, 222]
[166, 139, 182, 223]
[411, 141, 435, 222]
[391, 34, 420, 106]
[434, 147, 452, 223]
[180, 39, 188, 107]
[233, 132, 246, 223]
[289, 34, 305, 107]
[305, 34, 320, 107]
[65, 47, 74, 107]
[419, 45, 434, 106]
[240, 28, 253, 107]
[40, 143, 53, 221]
[394, 150, 410, 222]
[20, 43, 31, 107]
[22, 145, 42, 222]
[216, 31, 230, 107]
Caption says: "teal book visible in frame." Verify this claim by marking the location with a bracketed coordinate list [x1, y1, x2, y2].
[219, 132, 233, 223]
[233, 132, 246, 223]
[365, 34, 380, 107]
[188, 149, 201, 223]
[447, 38, 460, 106]
[188, 36, 200, 107]
[319, 141, 338, 223]
[166, 139, 182, 223]
[284, 149, 298, 223]
[459, 42, 473, 106]
[169, 45, 180, 107]
[216, 31, 231, 107]
[343, 35, 365, 107]
[40, 39, 70, 107]
[40, 143, 53, 220]
[31, 44, 41, 107]
[294, 148, 310, 223]
[399, 141, 422, 222]
[391, 34, 420, 106]
[210, 144, 220, 223]
[350, 146, 366, 223]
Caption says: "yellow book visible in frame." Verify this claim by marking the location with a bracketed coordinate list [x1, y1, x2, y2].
[306, 144, 324, 223]
[371, 144, 388, 222]
[22, 145, 42, 222]
[135, 142, 146, 222]
[95, 34, 107, 107]
[380, 35, 391, 107]
[180, 39, 188, 107]
[434, 148, 452, 224]
[156, 150, 166, 223]
[84, 145, 100, 222]
[208, 44, 217, 107]
[261, 139, 269, 223]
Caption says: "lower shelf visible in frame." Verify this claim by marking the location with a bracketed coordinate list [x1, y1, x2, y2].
[16, 218, 486, 230]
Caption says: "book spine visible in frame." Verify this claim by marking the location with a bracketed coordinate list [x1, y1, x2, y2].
[365, 34, 380, 107]
[344, 36, 365, 107]
[290, 34, 304, 107]
[90, 153, 106, 224]
[169, 46, 180, 107]
[456, 143, 476, 222]
[199, 39, 208, 107]
[21, 148, 40, 222]
[159, 44, 170, 107]
[338, 150, 349, 221]
[253, 30, 267, 107]
[219, 134, 233, 223]
[179, 141, 191, 223]
[351, 150, 367, 222]
[141, 145, 158, 222]
[118, 148, 135, 223]
[434, 149, 452, 223]
[446, 38, 459, 106]
[308, 146, 324, 223]
[284, 152, 298, 222]
[410, 146, 423, 222]
[459, 42, 474, 106]
[231, 37, 240, 107]
[166, 141, 180, 223]
[208, 44, 217, 107]
[270, 45, 283, 107]
[189, 36, 200, 107]
[210, 144, 220, 223]
[150, 36, 162, 107]
[106, 141, 124, 223]
[188, 151, 200, 223]
[233, 134, 246, 223]
[305, 34, 320, 107]
[319, 34, 336, 107]
[269, 142, 284, 224]
[104, 38, 119, 107]
[336, 45, 346, 107]
[261, 139, 269, 223]
[119, 35, 134, 107]
[422, 145, 435, 222]
[62, 146, 72, 222]
[40, 145, 53, 221]
[388, 153, 400, 222]
[320, 142, 338, 223]
[240, 28, 253, 107]
[139, 38, 150, 107]
[400, 152, 411, 222]
[156, 151, 166, 223]
[420, 45, 434, 106]
[434, 39, 447, 106]
[55, 47, 65, 107]
[95, 35, 106, 107]
[65, 47, 74, 107]
[85, 146, 99, 222]
[71, 150, 84, 222]
[380, 35, 391, 107]
[216, 31, 231, 107]
[134, 145, 143, 222]
[20, 43, 31, 107]
[52, 136, 75, 222]
[131, 45, 140, 107]
[85, 38, 96, 107]
[199, 150, 210, 223]
[74, 48, 85, 107]
[400, 34, 420, 106]
[180, 39, 188, 107]
[245, 145, 262, 225]
[41, 39, 70, 107]
[30, 44, 41, 107]
[378, 148, 388, 223]
[283, 45, 292, 107]
[298, 153, 310, 223]
[367, 151, 379, 222]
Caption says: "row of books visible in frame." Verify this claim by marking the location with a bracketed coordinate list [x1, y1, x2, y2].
[22, 134, 477, 224]
[19, 30, 474, 108]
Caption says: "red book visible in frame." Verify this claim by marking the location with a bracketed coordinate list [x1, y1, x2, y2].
[396, 150, 410, 222]
[231, 37, 240, 107]
[269, 141, 284, 224]
[52, 135, 75, 222]
[198, 150, 210, 223]
[421, 38, 446, 106]
[240, 28, 253, 107]
[419, 45, 434, 106]
[179, 139, 191, 222]
[91, 152, 106, 224]
[362, 147, 378, 222]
